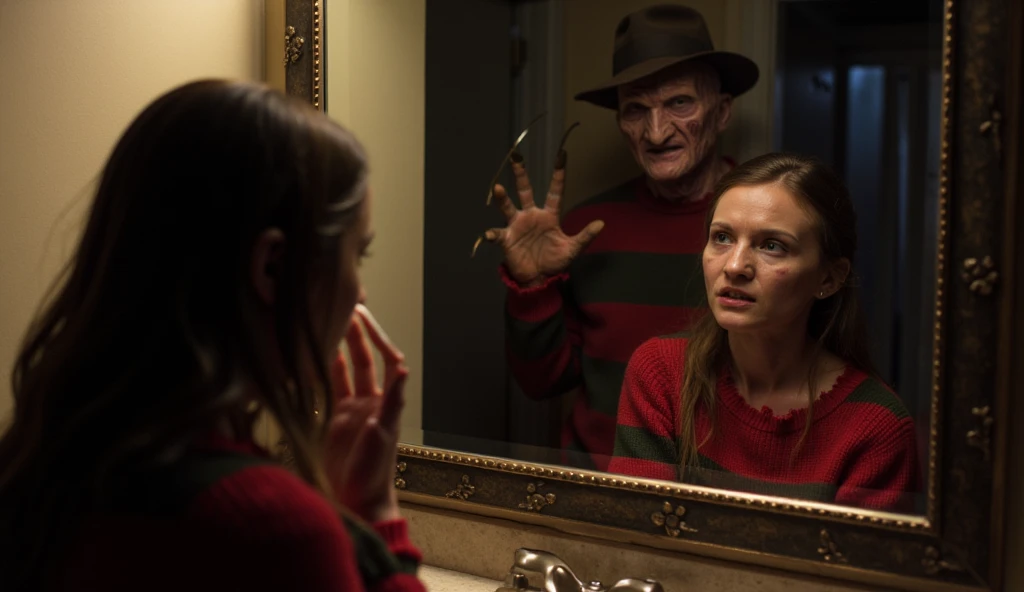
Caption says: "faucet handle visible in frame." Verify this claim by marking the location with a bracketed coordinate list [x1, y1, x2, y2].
[500, 547, 665, 592]
[607, 577, 665, 592]
[512, 548, 572, 574]
[546, 565, 586, 592]
[495, 572, 533, 592]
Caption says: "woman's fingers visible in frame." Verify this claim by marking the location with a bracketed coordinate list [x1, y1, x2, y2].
[332, 349, 353, 403]
[328, 397, 380, 464]
[378, 368, 408, 433]
[354, 305, 407, 393]
[344, 319, 378, 397]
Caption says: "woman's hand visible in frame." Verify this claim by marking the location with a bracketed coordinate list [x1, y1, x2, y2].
[324, 305, 408, 524]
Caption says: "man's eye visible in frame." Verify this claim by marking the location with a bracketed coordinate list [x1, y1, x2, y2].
[622, 103, 643, 116]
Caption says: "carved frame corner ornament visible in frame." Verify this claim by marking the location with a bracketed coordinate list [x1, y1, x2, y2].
[817, 529, 847, 564]
[965, 405, 994, 460]
[922, 546, 965, 576]
[444, 475, 477, 501]
[518, 482, 556, 513]
[284, 25, 304, 66]
[394, 462, 407, 490]
[282, 0, 1016, 589]
[651, 501, 697, 538]
[961, 256, 999, 295]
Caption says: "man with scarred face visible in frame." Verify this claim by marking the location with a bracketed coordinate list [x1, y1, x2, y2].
[486, 4, 759, 470]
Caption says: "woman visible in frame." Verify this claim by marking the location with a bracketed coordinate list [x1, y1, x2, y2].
[0, 80, 425, 591]
[608, 153, 920, 512]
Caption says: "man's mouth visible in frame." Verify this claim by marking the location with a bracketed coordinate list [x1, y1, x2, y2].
[646, 145, 684, 157]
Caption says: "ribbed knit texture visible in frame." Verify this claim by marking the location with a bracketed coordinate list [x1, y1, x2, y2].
[503, 166, 733, 470]
[56, 436, 425, 591]
[609, 335, 921, 512]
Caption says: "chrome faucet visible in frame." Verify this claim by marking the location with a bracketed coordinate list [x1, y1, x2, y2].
[496, 548, 665, 592]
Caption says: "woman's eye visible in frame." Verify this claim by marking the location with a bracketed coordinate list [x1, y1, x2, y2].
[712, 232, 730, 244]
[762, 240, 785, 252]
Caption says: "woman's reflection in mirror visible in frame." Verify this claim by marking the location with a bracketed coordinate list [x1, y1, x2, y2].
[609, 152, 921, 512]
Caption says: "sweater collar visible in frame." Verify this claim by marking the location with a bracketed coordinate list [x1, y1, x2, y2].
[633, 155, 737, 215]
[716, 364, 866, 433]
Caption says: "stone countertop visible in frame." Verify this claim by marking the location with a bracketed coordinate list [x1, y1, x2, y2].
[419, 565, 503, 592]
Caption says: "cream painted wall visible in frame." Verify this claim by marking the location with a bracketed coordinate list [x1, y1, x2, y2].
[561, 0, 775, 210]
[0, 0, 266, 419]
[324, 0, 426, 445]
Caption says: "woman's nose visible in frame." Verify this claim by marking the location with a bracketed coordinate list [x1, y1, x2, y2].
[724, 246, 754, 278]
[358, 287, 367, 305]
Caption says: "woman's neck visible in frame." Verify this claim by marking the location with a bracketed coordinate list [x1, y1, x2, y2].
[727, 331, 818, 412]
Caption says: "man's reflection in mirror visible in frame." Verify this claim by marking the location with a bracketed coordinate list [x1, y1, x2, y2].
[485, 4, 759, 470]
[609, 153, 921, 513]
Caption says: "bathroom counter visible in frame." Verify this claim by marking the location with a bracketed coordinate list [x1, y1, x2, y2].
[420, 564, 502, 591]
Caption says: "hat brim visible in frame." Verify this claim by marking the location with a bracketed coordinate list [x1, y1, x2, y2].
[574, 51, 760, 110]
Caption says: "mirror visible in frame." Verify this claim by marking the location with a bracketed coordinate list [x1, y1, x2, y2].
[285, 0, 1018, 588]
[321, 0, 943, 513]
[318, 0, 941, 515]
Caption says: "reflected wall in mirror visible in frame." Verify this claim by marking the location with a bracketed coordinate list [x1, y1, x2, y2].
[284, 0, 1016, 589]
[414, 0, 942, 515]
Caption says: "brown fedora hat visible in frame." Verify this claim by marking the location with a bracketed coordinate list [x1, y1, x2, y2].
[575, 4, 760, 110]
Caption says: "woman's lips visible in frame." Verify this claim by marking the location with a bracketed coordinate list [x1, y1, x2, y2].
[716, 289, 755, 308]
[717, 295, 755, 308]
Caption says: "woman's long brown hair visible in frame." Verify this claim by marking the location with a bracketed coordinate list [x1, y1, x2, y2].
[677, 152, 875, 474]
[0, 80, 369, 588]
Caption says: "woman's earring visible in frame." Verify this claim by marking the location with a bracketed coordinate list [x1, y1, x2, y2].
[819, 290, 826, 298]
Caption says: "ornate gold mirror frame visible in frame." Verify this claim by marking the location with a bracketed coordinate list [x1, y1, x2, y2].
[281, 1, 1021, 589]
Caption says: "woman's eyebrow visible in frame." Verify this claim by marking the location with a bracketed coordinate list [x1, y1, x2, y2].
[761, 228, 800, 242]
[709, 222, 800, 243]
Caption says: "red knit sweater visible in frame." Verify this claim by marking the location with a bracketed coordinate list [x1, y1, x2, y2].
[608, 336, 921, 512]
[503, 167, 734, 470]
[55, 436, 425, 591]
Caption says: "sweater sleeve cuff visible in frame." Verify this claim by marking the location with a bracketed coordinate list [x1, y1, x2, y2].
[500, 264, 568, 321]
[372, 518, 423, 564]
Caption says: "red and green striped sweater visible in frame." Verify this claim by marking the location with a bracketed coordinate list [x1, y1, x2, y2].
[503, 171, 723, 470]
[56, 435, 425, 591]
[608, 335, 921, 512]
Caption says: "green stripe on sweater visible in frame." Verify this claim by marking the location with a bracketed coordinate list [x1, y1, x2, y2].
[563, 435, 598, 470]
[611, 430, 839, 502]
[581, 355, 628, 416]
[340, 514, 419, 583]
[612, 424, 679, 466]
[506, 311, 567, 360]
[687, 455, 837, 502]
[844, 377, 910, 420]
[104, 452, 276, 516]
[570, 252, 705, 307]
[567, 179, 635, 210]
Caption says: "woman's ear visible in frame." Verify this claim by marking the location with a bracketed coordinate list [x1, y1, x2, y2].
[251, 228, 286, 305]
[819, 257, 852, 299]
